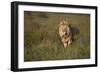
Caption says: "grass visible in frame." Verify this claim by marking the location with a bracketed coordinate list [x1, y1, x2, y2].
[24, 11, 90, 62]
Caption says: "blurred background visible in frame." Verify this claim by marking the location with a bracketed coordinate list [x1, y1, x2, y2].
[24, 11, 90, 61]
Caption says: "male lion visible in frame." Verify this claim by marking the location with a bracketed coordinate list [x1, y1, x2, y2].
[59, 19, 72, 48]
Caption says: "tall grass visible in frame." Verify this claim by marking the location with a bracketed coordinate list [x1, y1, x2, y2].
[24, 11, 90, 62]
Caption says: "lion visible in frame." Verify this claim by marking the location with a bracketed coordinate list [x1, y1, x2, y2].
[59, 19, 72, 48]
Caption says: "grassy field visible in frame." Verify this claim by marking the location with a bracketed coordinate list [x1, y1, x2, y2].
[24, 11, 90, 62]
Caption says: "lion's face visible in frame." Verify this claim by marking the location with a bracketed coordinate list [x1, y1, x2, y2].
[60, 25, 69, 35]
[59, 20, 70, 37]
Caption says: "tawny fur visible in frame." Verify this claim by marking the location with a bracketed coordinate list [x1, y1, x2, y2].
[59, 20, 72, 48]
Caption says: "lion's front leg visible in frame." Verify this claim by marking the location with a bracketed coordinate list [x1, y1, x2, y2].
[68, 40, 72, 45]
[63, 43, 68, 48]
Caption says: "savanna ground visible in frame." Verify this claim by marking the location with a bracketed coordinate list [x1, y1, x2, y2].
[24, 11, 90, 62]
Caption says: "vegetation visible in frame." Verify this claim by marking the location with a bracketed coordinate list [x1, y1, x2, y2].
[24, 11, 90, 61]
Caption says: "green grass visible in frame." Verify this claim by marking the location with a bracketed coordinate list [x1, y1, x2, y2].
[24, 11, 90, 62]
